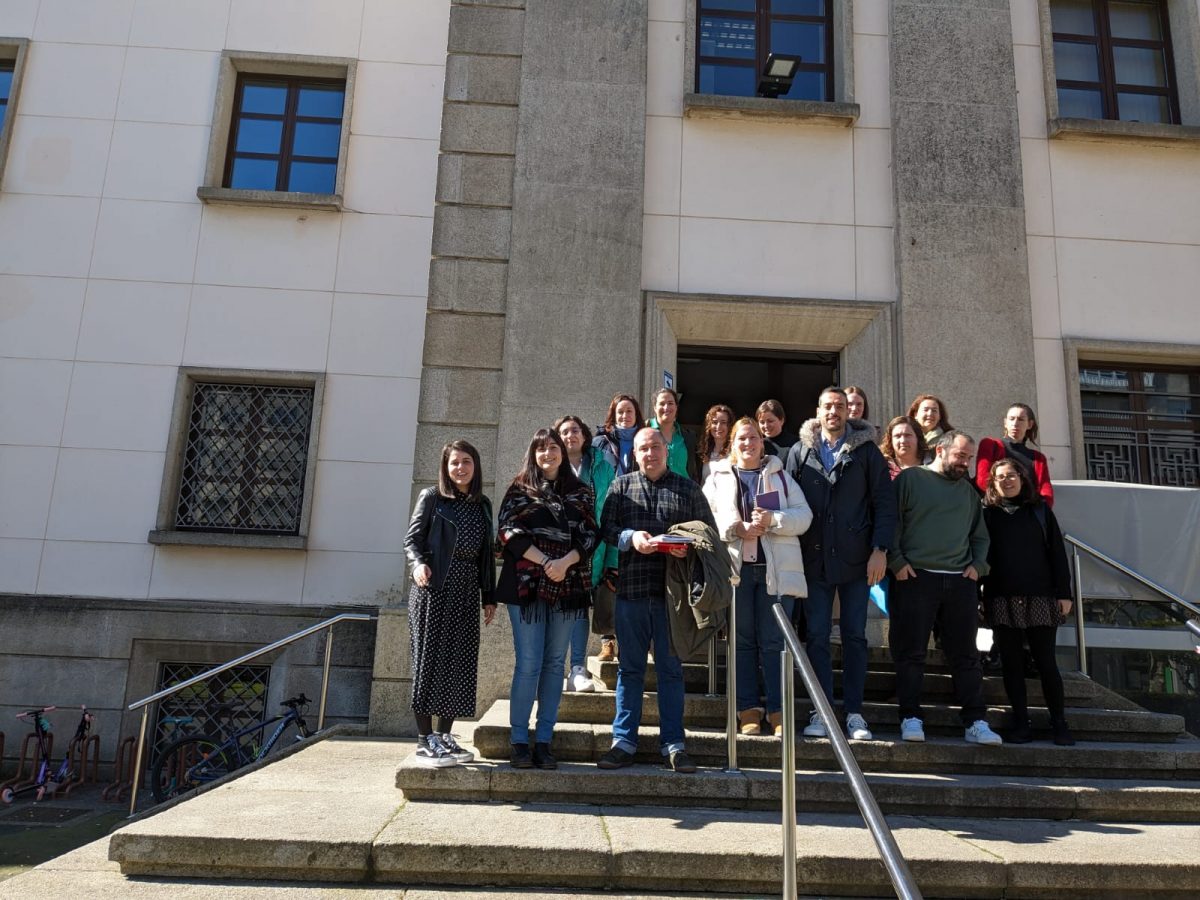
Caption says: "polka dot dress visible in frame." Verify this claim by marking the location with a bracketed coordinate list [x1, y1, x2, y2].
[408, 495, 488, 718]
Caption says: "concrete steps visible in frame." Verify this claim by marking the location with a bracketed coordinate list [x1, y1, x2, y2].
[557, 691, 1185, 743]
[471, 700, 1200, 778]
[103, 738, 1200, 897]
[395, 758, 1200, 822]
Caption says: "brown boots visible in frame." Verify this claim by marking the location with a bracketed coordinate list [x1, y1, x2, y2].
[597, 638, 617, 662]
[738, 708, 763, 735]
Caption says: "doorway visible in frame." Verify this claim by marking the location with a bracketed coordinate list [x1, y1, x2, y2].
[675, 346, 838, 431]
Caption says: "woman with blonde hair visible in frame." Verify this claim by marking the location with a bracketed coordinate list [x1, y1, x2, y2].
[703, 417, 812, 736]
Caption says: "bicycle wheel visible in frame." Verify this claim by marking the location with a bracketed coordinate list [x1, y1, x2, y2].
[150, 736, 235, 803]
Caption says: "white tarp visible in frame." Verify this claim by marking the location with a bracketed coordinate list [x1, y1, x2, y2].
[1053, 481, 1200, 606]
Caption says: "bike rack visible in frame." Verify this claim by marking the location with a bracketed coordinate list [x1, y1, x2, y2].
[102, 736, 138, 803]
[0, 732, 52, 793]
[125, 611, 375, 817]
[55, 732, 101, 798]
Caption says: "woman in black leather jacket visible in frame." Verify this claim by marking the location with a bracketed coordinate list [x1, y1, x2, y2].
[404, 439, 497, 767]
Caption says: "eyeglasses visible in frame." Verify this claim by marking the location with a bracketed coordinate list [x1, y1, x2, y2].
[995, 473, 1022, 482]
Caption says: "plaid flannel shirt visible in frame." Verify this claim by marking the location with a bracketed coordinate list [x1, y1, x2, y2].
[600, 469, 716, 602]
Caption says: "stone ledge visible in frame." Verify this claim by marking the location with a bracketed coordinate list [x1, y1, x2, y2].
[1048, 117, 1200, 147]
[683, 92, 860, 126]
[197, 186, 344, 210]
[148, 529, 306, 550]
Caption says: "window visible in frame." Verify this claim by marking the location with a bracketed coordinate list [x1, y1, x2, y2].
[1050, 0, 1180, 124]
[0, 59, 14, 131]
[696, 0, 833, 102]
[153, 662, 270, 760]
[150, 369, 325, 550]
[0, 38, 29, 187]
[1080, 364, 1199, 486]
[198, 52, 356, 210]
[225, 75, 345, 194]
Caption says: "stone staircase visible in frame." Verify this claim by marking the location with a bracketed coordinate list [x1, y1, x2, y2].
[106, 646, 1200, 898]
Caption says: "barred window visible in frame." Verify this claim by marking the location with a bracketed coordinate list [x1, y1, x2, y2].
[176, 383, 314, 535]
[151, 370, 324, 550]
[153, 662, 270, 759]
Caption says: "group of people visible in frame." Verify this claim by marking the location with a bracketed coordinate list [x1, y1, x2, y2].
[403, 384, 1075, 771]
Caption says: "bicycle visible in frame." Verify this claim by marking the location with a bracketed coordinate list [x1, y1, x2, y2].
[149, 694, 313, 803]
[1, 706, 95, 804]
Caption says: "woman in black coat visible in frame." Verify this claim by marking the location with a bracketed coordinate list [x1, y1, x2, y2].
[981, 458, 1074, 745]
[404, 440, 497, 767]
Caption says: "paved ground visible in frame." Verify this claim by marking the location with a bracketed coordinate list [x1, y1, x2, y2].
[0, 785, 130, 882]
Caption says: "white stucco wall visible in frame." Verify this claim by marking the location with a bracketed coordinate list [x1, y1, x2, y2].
[0, 0, 448, 604]
[641, 0, 895, 304]
[1011, 0, 1200, 480]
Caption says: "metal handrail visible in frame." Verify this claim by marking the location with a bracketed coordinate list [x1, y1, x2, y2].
[771, 603, 921, 900]
[1064, 534, 1200, 677]
[124, 612, 375, 816]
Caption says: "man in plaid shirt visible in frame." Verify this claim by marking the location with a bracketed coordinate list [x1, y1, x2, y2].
[597, 428, 716, 773]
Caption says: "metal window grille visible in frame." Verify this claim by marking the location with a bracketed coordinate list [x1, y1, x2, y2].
[175, 382, 314, 535]
[1081, 365, 1200, 487]
[152, 662, 271, 759]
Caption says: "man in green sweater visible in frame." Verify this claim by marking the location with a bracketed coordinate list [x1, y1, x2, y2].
[889, 430, 1001, 746]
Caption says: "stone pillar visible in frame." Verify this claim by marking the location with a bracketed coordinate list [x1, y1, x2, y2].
[890, 0, 1036, 439]
[494, 0, 649, 472]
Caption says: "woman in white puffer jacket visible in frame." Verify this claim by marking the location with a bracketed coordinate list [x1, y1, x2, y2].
[703, 417, 812, 736]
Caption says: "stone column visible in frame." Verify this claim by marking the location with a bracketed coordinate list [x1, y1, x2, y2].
[494, 0, 649, 472]
[890, 0, 1036, 439]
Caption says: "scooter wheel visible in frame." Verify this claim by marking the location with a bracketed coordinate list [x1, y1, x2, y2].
[0, 787, 13, 804]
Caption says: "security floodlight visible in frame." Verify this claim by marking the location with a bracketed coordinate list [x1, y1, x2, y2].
[757, 53, 800, 99]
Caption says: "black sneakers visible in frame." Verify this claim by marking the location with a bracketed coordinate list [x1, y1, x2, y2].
[596, 746, 635, 769]
[439, 733, 474, 763]
[665, 749, 697, 773]
[414, 734, 457, 768]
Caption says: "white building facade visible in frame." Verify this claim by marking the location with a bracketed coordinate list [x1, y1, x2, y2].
[0, 0, 1197, 762]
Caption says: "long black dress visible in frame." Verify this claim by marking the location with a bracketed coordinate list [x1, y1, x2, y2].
[408, 494, 489, 718]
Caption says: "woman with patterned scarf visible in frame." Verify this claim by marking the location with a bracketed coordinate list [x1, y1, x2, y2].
[497, 428, 599, 770]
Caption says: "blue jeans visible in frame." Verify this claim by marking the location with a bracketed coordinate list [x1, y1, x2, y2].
[611, 596, 684, 756]
[508, 604, 577, 744]
[566, 613, 589, 671]
[803, 577, 869, 715]
[734, 565, 795, 714]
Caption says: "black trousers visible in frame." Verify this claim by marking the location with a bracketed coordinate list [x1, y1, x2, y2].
[993, 624, 1066, 722]
[889, 571, 986, 725]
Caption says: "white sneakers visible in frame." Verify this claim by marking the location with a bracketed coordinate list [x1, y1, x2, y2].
[566, 665, 595, 693]
[964, 720, 1003, 746]
[802, 711, 827, 737]
[900, 717, 926, 742]
[846, 713, 873, 741]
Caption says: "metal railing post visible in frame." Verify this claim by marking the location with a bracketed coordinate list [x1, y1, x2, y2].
[724, 591, 739, 773]
[318, 628, 335, 730]
[127, 706, 149, 818]
[770, 603, 921, 900]
[706, 635, 718, 696]
[780, 646, 797, 900]
[1072, 545, 1088, 676]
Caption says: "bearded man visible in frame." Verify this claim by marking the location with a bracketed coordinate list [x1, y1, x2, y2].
[888, 430, 1001, 746]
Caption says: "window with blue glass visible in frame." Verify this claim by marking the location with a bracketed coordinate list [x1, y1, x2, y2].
[1050, 0, 1180, 124]
[223, 75, 345, 194]
[697, 0, 833, 102]
[0, 60, 14, 132]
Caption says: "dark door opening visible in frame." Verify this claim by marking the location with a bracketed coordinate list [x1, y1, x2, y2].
[676, 346, 838, 433]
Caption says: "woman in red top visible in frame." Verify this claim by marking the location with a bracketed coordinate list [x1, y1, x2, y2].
[975, 403, 1054, 507]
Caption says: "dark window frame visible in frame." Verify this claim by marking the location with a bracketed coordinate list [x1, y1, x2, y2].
[1052, 0, 1181, 124]
[222, 73, 345, 194]
[1080, 361, 1200, 487]
[695, 1, 835, 102]
[0, 58, 14, 128]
